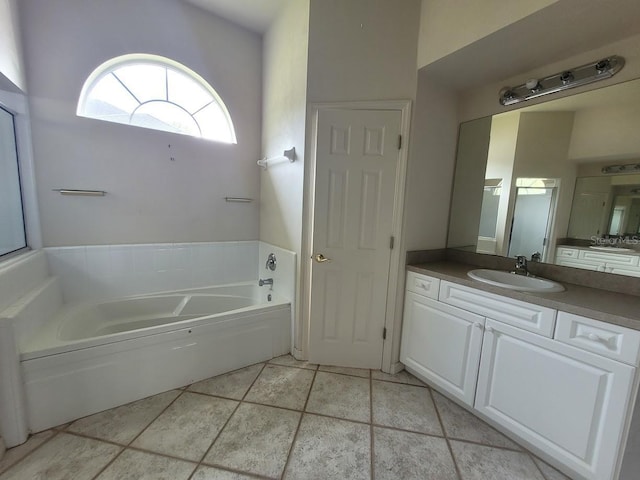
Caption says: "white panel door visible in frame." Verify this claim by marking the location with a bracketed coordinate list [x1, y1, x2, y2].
[476, 319, 636, 480]
[400, 293, 485, 406]
[309, 108, 401, 368]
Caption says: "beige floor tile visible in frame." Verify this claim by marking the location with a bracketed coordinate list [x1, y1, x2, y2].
[306, 371, 370, 422]
[318, 365, 370, 378]
[372, 380, 442, 435]
[0, 430, 55, 475]
[67, 390, 181, 444]
[432, 390, 519, 449]
[269, 354, 318, 370]
[372, 369, 425, 386]
[95, 449, 196, 479]
[132, 392, 238, 461]
[532, 457, 572, 480]
[244, 364, 315, 410]
[284, 414, 370, 480]
[373, 427, 458, 480]
[451, 441, 545, 480]
[204, 403, 300, 478]
[189, 364, 264, 400]
[192, 465, 262, 479]
[0, 433, 121, 480]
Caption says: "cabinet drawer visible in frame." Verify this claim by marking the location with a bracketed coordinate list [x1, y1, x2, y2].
[556, 247, 579, 259]
[555, 312, 640, 366]
[406, 271, 440, 299]
[439, 281, 556, 337]
[579, 250, 639, 267]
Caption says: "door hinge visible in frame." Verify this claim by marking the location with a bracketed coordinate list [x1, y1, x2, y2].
[389, 236, 395, 250]
[382, 327, 387, 340]
[398, 135, 402, 150]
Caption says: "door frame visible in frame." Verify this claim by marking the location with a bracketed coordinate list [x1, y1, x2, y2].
[299, 100, 412, 372]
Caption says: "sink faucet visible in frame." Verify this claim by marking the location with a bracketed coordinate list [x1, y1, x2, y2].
[514, 255, 529, 276]
[259, 278, 273, 290]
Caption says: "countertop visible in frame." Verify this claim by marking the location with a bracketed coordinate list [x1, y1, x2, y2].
[408, 261, 640, 331]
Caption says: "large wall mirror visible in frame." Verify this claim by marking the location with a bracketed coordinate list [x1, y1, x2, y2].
[447, 78, 640, 277]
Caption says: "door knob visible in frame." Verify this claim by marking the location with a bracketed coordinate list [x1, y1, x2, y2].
[312, 253, 331, 263]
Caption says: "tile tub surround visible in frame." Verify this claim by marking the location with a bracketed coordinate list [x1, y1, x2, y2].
[406, 254, 640, 331]
[0, 355, 570, 480]
[44, 242, 260, 303]
[43, 241, 296, 304]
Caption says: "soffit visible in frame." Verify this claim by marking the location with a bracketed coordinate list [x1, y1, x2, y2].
[421, 0, 640, 91]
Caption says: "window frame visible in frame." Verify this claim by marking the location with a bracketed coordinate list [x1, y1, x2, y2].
[77, 54, 237, 143]
[0, 104, 29, 260]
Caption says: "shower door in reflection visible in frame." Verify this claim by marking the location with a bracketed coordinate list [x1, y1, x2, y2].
[0, 106, 27, 257]
[507, 185, 556, 261]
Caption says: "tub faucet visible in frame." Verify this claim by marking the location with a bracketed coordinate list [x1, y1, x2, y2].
[259, 278, 273, 290]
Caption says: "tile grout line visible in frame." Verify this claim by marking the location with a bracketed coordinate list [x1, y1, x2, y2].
[126, 388, 187, 448]
[88, 388, 189, 480]
[189, 362, 269, 480]
[278, 365, 319, 480]
[0, 430, 61, 476]
[369, 368, 375, 480]
[427, 387, 464, 480]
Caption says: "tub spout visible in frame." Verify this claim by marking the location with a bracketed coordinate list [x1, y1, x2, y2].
[259, 278, 273, 290]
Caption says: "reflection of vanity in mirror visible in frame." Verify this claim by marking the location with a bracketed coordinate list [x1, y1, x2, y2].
[448, 79, 640, 278]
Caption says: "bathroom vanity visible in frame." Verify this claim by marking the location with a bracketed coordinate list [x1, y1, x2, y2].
[400, 262, 640, 480]
[556, 246, 640, 277]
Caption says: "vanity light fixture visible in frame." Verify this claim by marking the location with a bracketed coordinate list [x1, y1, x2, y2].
[499, 56, 625, 106]
[601, 163, 640, 174]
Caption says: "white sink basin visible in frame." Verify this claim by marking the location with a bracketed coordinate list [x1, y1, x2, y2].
[467, 269, 565, 293]
[589, 246, 635, 252]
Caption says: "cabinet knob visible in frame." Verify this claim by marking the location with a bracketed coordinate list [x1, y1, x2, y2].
[485, 326, 494, 333]
[474, 322, 483, 329]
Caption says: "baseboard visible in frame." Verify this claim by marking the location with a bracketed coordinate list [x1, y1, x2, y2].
[292, 347, 305, 361]
[387, 361, 404, 375]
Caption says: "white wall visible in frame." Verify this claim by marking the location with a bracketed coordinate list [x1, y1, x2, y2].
[261, 0, 309, 354]
[569, 102, 640, 161]
[20, 0, 262, 246]
[307, 0, 420, 103]
[0, 0, 25, 92]
[417, 0, 558, 68]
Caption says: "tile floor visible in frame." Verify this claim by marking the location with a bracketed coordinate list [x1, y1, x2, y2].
[0, 355, 572, 480]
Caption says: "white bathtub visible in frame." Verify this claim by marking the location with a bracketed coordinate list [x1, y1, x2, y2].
[18, 282, 291, 432]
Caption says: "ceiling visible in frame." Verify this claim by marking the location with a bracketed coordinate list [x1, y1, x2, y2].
[183, 0, 288, 33]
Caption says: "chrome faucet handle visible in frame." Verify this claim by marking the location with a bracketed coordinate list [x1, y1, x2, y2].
[265, 253, 277, 271]
[531, 252, 542, 262]
[514, 255, 528, 275]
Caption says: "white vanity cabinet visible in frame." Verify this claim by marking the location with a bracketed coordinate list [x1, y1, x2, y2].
[555, 247, 640, 276]
[476, 319, 635, 480]
[401, 291, 484, 406]
[401, 271, 640, 480]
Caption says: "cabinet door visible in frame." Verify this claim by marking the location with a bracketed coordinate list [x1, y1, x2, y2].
[476, 319, 636, 480]
[400, 293, 484, 406]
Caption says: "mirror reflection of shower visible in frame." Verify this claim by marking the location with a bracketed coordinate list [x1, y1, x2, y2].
[507, 178, 558, 262]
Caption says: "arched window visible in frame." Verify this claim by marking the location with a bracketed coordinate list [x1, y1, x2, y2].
[77, 54, 236, 143]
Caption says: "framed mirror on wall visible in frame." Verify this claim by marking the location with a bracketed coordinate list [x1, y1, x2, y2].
[447, 78, 640, 278]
